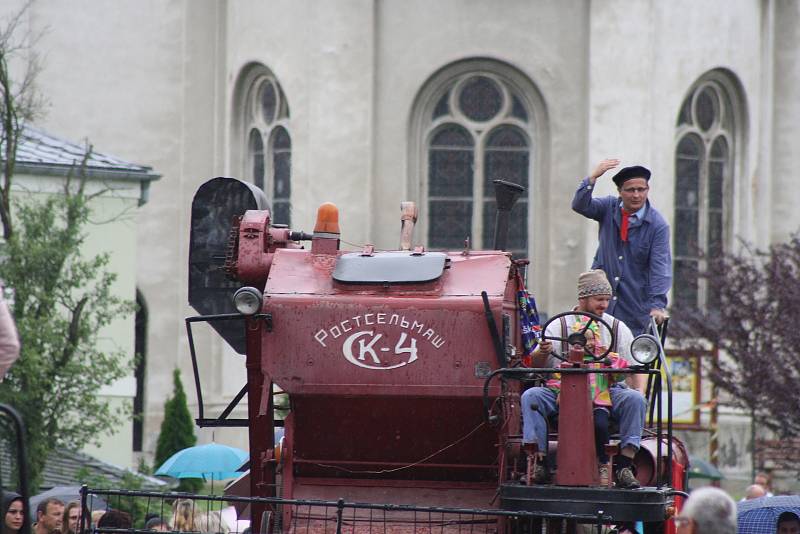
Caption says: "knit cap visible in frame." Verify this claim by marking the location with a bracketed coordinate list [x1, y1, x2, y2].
[577, 269, 612, 298]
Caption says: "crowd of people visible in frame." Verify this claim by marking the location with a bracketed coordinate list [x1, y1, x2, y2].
[1, 495, 231, 534]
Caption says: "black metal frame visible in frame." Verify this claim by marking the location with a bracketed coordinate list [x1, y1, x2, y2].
[78, 486, 615, 534]
[185, 313, 273, 428]
[0, 403, 31, 534]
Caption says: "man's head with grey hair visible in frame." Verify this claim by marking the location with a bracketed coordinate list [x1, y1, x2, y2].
[675, 486, 736, 534]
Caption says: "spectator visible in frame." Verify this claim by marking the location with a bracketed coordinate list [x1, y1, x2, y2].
[674, 486, 736, 534]
[144, 517, 169, 532]
[171, 501, 228, 534]
[3, 492, 26, 534]
[193, 511, 227, 534]
[743, 484, 766, 500]
[755, 471, 774, 496]
[90, 511, 105, 529]
[0, 283, 20, 381]
[62, 502, 80, 534]
[171, 500, 196, 532]
[778, 512, 800, 534]
[34, 498, 64, 534]
[96, 510, 132, 531]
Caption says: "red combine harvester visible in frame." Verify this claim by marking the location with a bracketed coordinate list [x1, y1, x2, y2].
[187, 177, 688, 534]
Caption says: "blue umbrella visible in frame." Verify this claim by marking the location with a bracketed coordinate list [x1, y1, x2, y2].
[738, 495, 800, 534]
[155, 443, 248, 481]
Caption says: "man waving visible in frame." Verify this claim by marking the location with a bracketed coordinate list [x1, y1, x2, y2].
[572, 159, 672, 335]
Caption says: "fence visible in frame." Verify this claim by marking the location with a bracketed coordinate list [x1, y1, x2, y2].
[78, 487, 613, 534]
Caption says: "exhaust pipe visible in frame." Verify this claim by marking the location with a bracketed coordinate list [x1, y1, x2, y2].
[492, 179, 526, 251]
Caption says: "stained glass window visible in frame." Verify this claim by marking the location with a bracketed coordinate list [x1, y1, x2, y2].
[243, 69, 291, 224]
[459, 76, 502, 122]
[428, 125, 474, 249]
[260, 80, 277, 125]
[425, 72, 533, 257]
[272, 126, 291, 226]
[673, 80, 735, 309]
[249, 128, 265, 190]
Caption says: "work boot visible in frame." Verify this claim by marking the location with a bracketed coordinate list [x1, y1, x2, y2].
[598, 464, 610, 486]
[533, 463, 549, 484]
[615, 466, 640, 489]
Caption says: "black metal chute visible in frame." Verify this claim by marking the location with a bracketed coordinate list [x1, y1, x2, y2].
[189, 177, 269, 354]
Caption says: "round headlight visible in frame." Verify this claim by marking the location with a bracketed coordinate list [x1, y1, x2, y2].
[233, 287, 263, 316]
[630, 334, 661, 365]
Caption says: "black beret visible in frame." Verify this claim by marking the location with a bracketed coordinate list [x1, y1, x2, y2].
[612, 165, 651, 187]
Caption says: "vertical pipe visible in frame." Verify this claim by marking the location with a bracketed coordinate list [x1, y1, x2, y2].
[492, 180, 525, 251]
[335, 499, 345, 534]
[79, 486, 88, 534]
[246, 316, 273, 534]
[399, 202, 417, 251]
[750, 406, 757, 482]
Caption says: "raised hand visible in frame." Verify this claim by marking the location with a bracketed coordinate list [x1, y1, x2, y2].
[589, 159, 621, 183]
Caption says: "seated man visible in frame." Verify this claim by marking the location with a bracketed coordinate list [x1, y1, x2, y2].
[521, 270, 647, 488]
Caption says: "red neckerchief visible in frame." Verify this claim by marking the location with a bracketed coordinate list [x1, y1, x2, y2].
[620, 208, 632, 242]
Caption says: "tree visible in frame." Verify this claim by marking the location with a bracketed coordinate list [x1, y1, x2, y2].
[0, 170, 136, 489]
[0, 3, 135, 491]
[671, 233, 800, 468]
[0, 0, 43, 241]
[154, 369, 203, 493]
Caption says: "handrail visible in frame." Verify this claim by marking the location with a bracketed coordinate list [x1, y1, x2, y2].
[184, 313, 271, 426]
[649, 317, 674, 485]
[0, 403, 31, 534]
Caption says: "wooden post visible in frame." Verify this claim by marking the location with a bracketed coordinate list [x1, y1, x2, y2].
[709, 347, 720, 487]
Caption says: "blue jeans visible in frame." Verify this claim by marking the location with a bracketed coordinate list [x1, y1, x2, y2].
[521, 385, 646, 453]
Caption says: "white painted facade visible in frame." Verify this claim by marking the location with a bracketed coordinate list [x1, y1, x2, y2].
[8, 0, 799, 492]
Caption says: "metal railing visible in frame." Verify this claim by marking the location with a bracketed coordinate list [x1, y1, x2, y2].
[0, 403, 31, 534]
[78, 487, 613, 534]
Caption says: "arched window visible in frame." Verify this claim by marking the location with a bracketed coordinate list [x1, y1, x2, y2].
[415, 65, 538, 259]
[673, 75, 741, 309]
[237, 66, 292, 225]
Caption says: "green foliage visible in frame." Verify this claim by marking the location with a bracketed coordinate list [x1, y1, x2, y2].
[0, 185, 135, 491]
[136, 457, 153, 476]
[154, 370, 202, 493]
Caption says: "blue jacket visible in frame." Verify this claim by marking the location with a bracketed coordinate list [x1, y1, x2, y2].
[572, 177, 672, 335]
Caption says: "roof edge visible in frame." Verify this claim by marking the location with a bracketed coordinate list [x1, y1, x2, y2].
[13, 161, 161, 182]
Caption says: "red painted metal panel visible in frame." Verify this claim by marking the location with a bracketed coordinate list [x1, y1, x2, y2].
[289, 396, 498, 482]
[256, 247, 515, 503]
[259, 250, 511, 396]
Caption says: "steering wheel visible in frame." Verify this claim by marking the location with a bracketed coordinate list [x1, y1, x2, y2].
[540, 311, 615, 362]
